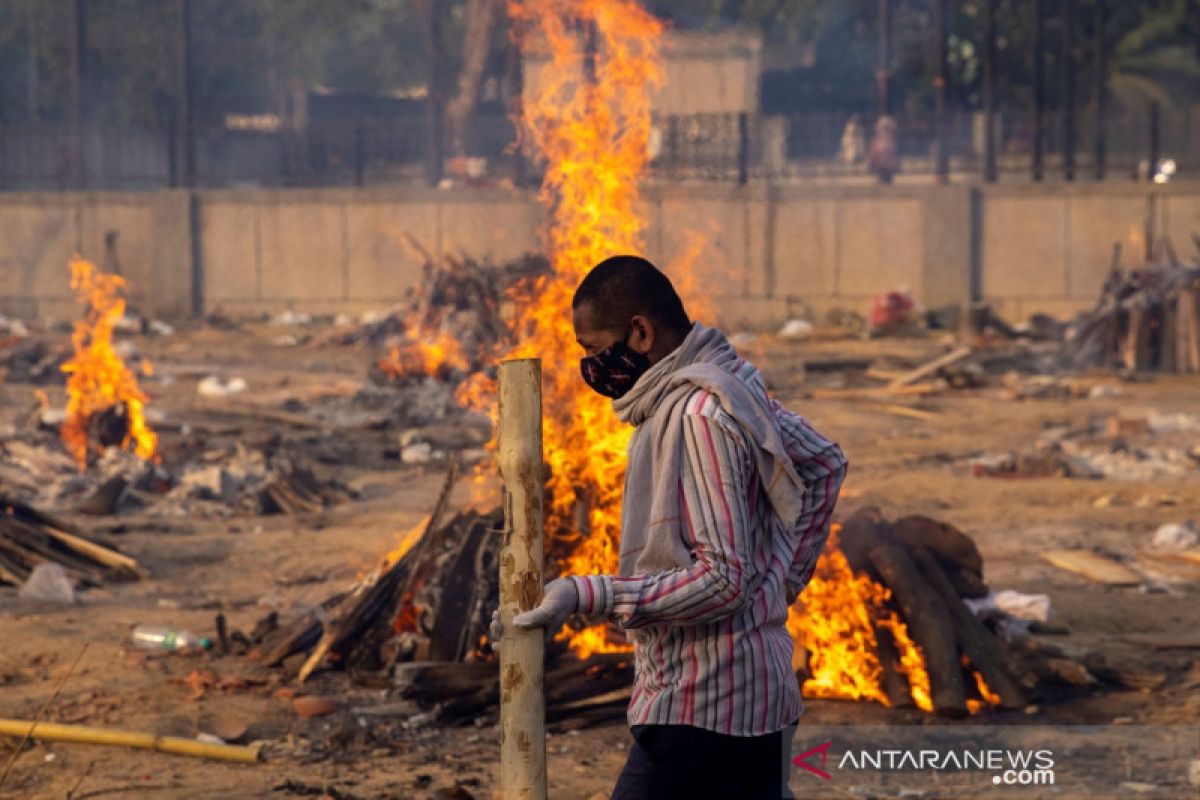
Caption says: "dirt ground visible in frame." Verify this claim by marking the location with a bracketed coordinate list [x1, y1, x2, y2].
[1, 321, 1198, 799]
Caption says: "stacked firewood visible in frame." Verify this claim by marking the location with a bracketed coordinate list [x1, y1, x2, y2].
[248, 464, 631, 726]
[1061, 243, 1200, 372]
[837, 508, 1028, 717]
[0, 494, 145, 588]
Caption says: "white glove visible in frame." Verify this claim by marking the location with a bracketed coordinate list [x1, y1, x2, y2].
[511, 578, 579, 631]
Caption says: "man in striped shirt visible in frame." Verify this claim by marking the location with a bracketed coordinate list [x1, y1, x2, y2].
[512, 255, 848, 799]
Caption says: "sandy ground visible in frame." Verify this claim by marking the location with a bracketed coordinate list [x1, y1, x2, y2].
[1, 322, 1199, 799]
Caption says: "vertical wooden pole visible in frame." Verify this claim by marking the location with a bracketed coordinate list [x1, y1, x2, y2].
[497, 358, 547, 800]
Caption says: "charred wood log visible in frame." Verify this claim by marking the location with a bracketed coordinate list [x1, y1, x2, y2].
[872, 625, 916, 709]
[888, 515, 986, 598]
[867, 543, 968, 717]
[909, 547, 1027, 709]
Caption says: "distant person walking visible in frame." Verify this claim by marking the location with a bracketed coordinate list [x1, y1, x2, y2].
[867, 116, 899, 183]
[839, 115, 866, 166]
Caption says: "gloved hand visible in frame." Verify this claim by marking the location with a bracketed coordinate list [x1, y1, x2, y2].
[512, 578, 579, 631]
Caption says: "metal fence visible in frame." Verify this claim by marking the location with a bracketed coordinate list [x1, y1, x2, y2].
[1, 105, 1197, 191]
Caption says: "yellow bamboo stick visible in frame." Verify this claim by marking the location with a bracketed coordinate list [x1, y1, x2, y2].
[0, 719, 259, 764]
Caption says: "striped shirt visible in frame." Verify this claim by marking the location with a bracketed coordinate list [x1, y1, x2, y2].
[571, 379, 847, 737]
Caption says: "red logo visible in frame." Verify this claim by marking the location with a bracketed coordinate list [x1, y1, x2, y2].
[792, 740, 833, 781]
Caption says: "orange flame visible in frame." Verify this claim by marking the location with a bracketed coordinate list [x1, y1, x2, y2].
[378, 323, 469, 380]
[447, 0, 668, 658]
[60, 256, 157, 470]
[788, 527, 934, 711]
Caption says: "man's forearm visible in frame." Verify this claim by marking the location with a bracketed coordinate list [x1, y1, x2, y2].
[570, 560, 749, 629]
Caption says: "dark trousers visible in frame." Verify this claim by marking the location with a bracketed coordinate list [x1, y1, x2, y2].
[611, 723, 795, 800]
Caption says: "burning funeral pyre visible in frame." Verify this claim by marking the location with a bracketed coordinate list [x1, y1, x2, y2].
[236, 0, 1113, 727]
[60, 256, 158, 471]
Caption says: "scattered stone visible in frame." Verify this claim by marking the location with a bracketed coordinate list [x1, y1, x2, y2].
[197, 375, 247, 397]
[18, 563, 76, 604]
[272, 310, 312, 326]
[401, 442, 434, 465]
[1152, 522, 1199, 551]
[778, 319, 814, 339]
[292, 695, 338, 719]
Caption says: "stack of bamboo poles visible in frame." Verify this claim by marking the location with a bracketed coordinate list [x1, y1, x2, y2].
[0, 494, 145, 588]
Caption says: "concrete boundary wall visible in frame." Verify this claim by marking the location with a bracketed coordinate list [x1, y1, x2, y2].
[2, 182, 1198, 327]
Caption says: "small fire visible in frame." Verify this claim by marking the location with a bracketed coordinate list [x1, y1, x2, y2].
[788, 527, 933, 711]
[378, 324, 468, 381]
[60, 256, 157, 470]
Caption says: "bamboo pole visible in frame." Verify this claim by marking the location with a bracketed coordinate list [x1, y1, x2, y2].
[0, 719, 259, 764]
[496, 358, 547, 800]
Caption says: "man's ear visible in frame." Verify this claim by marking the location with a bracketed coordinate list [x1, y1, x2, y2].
[628, 314, 654, 355]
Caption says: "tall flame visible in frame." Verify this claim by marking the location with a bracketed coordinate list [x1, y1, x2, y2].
[60, 256, 157, 470]
[435, 0, 985, 716]
[457, 0, 665, 658]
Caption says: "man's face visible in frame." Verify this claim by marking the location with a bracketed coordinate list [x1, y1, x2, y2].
[573, 302, 657, 359]
[572, 301, 624, 357]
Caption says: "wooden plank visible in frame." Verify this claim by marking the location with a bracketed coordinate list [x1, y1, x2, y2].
[886, 346, 973, 389]
[809, 381, 945, 400]
[1040, 549, 1142, 586]
[39, 523, 145, 578]
[864, 367, 911, 383]
[862, 402, 939, 421]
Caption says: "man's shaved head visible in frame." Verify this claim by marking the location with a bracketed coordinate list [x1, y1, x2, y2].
[572, 255, 692, 336]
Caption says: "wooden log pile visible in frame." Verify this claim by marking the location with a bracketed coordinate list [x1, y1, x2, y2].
[834, 507, 1028, 717]
[249, 490, 1109, 725]
[247, 461, 632, 726]
[1061, 247, 1200, 372]
[833, 507, 1140, 717]
[0, 494, 145, 588]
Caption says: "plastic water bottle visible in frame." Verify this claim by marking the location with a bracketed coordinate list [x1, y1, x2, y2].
[131, 624, 212, 653]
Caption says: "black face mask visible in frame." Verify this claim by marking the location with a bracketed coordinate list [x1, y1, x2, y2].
[579, 328, 651, 399]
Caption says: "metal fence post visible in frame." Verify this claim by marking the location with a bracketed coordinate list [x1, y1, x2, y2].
[737, 112, 749, 184]
[1061, 0, 1075, 181]
[1149, 102, 1161, 181]
[982, 0, 997, 182]
[1032, 0, 1044, 181]
[933, 0, 949, 183]
[876, 0, 891, 118]
[1093, 0, 1106, 180]
[69, 0, 87, 189]
[354, 120, 365, 187]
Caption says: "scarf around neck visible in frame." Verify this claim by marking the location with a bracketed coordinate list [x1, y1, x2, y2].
[609, 322, 809, 576]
